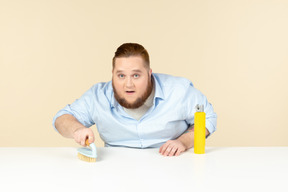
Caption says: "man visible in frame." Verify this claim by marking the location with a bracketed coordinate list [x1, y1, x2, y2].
[53, 43, 217, 156]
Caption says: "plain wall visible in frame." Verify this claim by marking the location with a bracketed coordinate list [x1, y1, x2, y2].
[1, 0, 287, 147]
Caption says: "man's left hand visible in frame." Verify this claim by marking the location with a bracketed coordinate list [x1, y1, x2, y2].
[159, 140, 187, 156]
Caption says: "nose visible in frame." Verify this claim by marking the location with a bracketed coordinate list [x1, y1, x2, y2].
[125, 77, 134, 88]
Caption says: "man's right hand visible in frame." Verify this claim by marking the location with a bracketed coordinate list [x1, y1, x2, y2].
[73, 127, 95, 146]
[55, 114, 95, 146]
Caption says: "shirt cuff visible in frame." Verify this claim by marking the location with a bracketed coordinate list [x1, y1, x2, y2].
[205, 120, 216, 138]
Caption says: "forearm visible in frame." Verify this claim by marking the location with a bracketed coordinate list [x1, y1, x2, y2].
[176, 126, 210, 150]
[55, 114, 86, 138]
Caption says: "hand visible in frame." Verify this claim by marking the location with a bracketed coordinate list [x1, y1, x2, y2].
[159, 140, 187, 156]
[73, 127, 95, 146]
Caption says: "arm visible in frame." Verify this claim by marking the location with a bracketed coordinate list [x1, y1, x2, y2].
[159, 82, 216, 156]
[159, 125, 210, 156]
[55, 114, 95, 146]
[53, 85, 99, 146]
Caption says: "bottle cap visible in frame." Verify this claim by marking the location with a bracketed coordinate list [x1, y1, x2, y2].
[195, 104, 204, 112]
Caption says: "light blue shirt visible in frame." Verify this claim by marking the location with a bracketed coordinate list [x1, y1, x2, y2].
[52, 73, 217, 148]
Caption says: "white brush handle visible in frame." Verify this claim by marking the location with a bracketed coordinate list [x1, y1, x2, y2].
[89, 143, 97, 157]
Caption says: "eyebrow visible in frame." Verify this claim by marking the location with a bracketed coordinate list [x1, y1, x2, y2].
[116, 69, 143, 73]
[131, 69, 143, 73]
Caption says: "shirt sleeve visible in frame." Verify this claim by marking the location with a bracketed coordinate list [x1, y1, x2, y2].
[185, 83, 217, 136]
[52, 85, 97, 132]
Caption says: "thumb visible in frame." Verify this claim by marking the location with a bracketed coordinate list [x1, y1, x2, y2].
[88, 133, 95, 144]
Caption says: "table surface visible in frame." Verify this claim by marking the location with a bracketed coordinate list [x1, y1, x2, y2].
[1, 147, 287, 192]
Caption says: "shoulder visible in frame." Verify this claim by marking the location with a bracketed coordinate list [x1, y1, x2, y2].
[153, 73, 199, 102]
[82, 81, 113, 101]
[153, 73, 193, 90]
[89, 81, 112, 93]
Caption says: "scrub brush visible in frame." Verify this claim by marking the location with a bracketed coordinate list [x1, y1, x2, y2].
[77, 139, 97, 162]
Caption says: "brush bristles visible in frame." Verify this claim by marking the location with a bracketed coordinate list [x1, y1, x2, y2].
[77, 153, 96, 162]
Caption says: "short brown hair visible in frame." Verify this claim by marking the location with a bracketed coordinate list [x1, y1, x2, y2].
[112, 43, 150, 69]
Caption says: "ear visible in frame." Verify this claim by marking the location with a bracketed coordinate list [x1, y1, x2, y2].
[149, 68, 152, 76]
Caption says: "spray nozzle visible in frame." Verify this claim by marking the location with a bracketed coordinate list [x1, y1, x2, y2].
[195, 104, 204, 112]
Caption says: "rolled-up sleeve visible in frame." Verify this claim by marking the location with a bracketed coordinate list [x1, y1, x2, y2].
[185, 84, 217, 136]
[203, 96, 217, 135]
[52, 86, 96, 132]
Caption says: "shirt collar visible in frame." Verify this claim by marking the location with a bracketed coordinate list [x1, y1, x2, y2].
[110, 90, 117, 109]
[152, 73, 164, 101]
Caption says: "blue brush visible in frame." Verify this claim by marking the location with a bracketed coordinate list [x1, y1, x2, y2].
[77, 139, 97, 162]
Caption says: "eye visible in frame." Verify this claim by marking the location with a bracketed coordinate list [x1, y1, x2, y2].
[133, 74, 140, 78]
[118, 74, 125, 79]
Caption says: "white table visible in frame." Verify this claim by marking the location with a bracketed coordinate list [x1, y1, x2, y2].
[0, 147, 287, 192]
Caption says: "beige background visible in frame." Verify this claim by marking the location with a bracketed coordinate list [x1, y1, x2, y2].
[1, 0, 287, 147]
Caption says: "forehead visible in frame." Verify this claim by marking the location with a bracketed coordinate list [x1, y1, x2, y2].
[114, 56, 147, 72]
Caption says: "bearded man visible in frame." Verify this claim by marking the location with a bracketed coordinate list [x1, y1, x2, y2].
[53, 43, 217, 156]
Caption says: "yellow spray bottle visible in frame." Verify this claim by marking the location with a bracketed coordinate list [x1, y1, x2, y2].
[194, 104, 206, 154]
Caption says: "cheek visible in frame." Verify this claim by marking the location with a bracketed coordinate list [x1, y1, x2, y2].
[113, 80, 124, 92]
[136, 80, 148, 92]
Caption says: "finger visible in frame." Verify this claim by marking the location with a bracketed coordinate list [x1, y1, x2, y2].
[81, 136, 89, 146]
[175, 147, 185, 156]
[80, 135, 89, 146]
[74, 134, 82, 145]
[164, 146, 172, 156]
[73, 127, 85, 144]
[159, 145, 163, 153]
[80, 139, 85, 146]
[160, 144, 169, 155]
[163, 145, 172, 156]
[159, 142, 168, 154]
[88, 134, 94, 144]
[175, 149, 181, 156]
[168, 146, 178, 156]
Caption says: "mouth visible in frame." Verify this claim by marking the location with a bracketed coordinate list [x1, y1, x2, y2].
[125, 91, 135, 95]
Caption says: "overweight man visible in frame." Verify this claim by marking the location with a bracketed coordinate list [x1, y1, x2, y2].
[53, 43, 217, 156]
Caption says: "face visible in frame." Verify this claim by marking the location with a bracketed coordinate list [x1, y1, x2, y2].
[112, 56, 153, 109]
